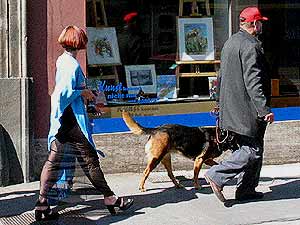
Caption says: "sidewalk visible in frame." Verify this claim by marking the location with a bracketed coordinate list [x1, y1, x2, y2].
[1, 163, 300, 225]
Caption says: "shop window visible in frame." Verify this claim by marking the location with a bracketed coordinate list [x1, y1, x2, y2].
[259, 0, 300, 96]
[158, 15, 174, 29]
[85, 0, 230, 115]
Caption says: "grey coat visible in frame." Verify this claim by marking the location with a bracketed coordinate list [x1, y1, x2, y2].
[217, 29, 271, 137]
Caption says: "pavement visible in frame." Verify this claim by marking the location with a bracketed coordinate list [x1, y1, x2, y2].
[1, 163, 300, 225]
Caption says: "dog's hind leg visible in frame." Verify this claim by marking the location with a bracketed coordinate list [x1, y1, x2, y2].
[161, 154, 184, 189]
[139, 133, 169, 192]
[193, 156, 204, 189]
[139, 157, 161, 192]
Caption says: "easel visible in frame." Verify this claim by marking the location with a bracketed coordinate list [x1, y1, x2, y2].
[176, 0, 220, 97]
[92, 0, 107, 27]
[89, 0, 119, 83]
[179, 0, 211, 17]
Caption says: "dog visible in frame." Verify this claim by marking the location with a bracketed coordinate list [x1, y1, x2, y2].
[122, 111, 223, 192]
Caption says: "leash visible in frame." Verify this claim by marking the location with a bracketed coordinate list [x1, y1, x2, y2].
[210, 107, 228, 144]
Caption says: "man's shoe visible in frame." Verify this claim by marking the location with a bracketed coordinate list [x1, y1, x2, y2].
[204, 174, 226, 202]
[235, 191, 264, 201]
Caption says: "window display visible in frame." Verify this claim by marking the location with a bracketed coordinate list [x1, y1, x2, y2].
[86, 0, 223, 109]
[85, 0, 299, 118]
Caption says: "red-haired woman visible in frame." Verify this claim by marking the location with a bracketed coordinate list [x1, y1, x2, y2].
[35, 25, 133, 221]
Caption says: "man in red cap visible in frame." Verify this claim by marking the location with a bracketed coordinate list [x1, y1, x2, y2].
[118, 12, 146, 66]
[117, 12, 147, 86]
[204, 6, 274, 203]
[239, 6, 268, 35]
[123, 12, 138, 26]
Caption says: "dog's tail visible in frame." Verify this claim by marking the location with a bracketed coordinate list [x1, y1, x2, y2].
[122, 111, 154, 135]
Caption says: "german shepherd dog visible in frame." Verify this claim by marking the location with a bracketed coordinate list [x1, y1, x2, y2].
[122, 111, 223, 192]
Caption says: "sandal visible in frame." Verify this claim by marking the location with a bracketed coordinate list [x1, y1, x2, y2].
[106, 197, 134, 215]
[35, 199, 59, 221]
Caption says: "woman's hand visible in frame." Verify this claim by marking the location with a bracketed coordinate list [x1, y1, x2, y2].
[81, 89, 96, 101]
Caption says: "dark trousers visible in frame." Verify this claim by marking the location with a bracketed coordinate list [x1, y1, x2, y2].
[205, 122, 267, 193]
[39, 110, 114, 198]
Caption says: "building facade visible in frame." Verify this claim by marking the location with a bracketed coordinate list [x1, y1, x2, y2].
[0, 0, 299, 185]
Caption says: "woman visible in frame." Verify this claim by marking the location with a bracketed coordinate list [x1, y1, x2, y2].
[35, 25, 133, 221]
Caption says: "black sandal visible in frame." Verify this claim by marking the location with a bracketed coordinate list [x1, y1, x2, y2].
[35, 199, 59, 221]
[106, 197, 134, 215]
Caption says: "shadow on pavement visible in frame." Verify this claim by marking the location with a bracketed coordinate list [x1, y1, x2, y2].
[224, 178, 300, 207]
[0, 190, 39, 217]
[0, 183, 200, 224]
[1, 177, 299, 224]
[41, 185, 200, 225]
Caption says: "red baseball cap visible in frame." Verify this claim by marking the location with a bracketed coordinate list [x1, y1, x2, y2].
[123, 12, 138, 24]
[239, 6, 268, 22]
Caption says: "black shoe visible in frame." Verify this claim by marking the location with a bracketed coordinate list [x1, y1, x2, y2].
[235, 191, 264, 201]
[106, 197, 134, 215]
[35, 200, 59, 221]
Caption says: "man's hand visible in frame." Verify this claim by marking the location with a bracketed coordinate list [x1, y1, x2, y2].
[211, 106, 219, 116]
[81, 89, 96, 101]
[264, 112, 274, 123]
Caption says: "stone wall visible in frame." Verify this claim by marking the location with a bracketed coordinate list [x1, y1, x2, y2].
[0, 78, 33, 184]
[0, 0, 32, 183]
[264, 121, 300, 164]
[31, 120, 300, 180]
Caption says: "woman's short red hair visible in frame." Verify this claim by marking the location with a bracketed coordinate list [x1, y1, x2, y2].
[58, 25, 88, 50]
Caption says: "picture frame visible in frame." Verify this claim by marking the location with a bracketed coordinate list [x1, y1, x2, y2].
[86, 27, 121, 65]
[125, 65, 157, 95]
[177, 17, 214, 61]
[157, 75, 177, 99]
[208, 76, 218, 100]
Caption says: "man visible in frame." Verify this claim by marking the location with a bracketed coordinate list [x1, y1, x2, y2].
[117, 12, 147, 86]
[118, 12, 146, 65]
[204, 6, 274, 203]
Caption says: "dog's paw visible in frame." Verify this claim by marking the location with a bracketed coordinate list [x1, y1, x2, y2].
[139, 187, 146, 192]
[194, 183, 202, 190]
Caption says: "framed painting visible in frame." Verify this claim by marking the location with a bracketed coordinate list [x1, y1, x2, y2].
[125, 65, 157, 94]
[86, 27, 121, 65]
[177, 17, 214, 61]
[208, 76, 218, 100]
[157, 75, 177, 99]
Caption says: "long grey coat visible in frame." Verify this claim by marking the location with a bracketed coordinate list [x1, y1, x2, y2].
[217, 29, 271, 137]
